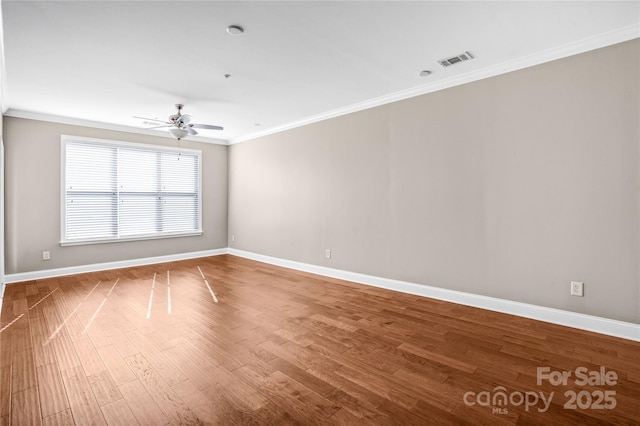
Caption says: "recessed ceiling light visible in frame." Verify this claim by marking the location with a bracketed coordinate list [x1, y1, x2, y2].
[226, 25, 244, 35]
[419, 70, 432, 77]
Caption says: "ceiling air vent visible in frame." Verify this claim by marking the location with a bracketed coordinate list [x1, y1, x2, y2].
[438, 51, 474, 67]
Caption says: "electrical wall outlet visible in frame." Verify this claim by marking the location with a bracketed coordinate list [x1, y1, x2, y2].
[325, 249, 331, 259]
[570, 281, 584, 297]
[42, 251, 51, 261]
[231, 235, 235, 242]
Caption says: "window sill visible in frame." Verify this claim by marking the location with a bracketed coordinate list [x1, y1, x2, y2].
[60, 231, 203, 247]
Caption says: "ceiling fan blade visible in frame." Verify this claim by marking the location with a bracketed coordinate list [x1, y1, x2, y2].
[191, 123, 224, 131]
[178, 114, 192, 125]
[186, 127, 198, 135]
[146, 125, 171, 130]
[133, 116, 170, 124]
[142, 120, 170, 126]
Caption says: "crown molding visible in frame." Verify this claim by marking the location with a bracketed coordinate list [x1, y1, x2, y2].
[3, 24, 637, 146]
[3, 109, 229, 146]
[230, 24, 640, 145]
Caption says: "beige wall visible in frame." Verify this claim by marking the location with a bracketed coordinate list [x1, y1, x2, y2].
[4, 117, 228, 274]
[0, 114, 4, 298]
[229, 40, 640, 323]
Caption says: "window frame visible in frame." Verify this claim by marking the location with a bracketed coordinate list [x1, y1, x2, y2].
[60, 135, 203, 246]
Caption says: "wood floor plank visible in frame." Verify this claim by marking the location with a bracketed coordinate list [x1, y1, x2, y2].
[124, 330, 188, 386]
[13, 299, 28, 316]
[0, 368, 10, 418]
[328, 407, 389, 426]
[304, 367, 387, 421]
[177, 330, 244, 371]
[0, 330, 13, 369]
[33, 331, 58, 369]
[85, 325, 112, 350]
[103, 328, 139, 359]
[74, 338, 107, 377]
[60, 366, 106, 426]
[47, 334, 81, 372]
[1, 255, 639, 425]
[258, 370, 341, 422]
[333, 363, 419, 411]
[42, 305, 66, 339]
[87, 370, 122, 407]
[12, 321, 32, 352]
[397, 341, 477, 374]
[36, 362, 70, 418]
[162, 344, 215, 391]
[11, 349, 36, 394]
[100, 399, 139, 426]
[118, 380, 169, 426]
[201, 369, 270, 413]
[171, 380, 218, 424]
[124, 353, 200, 425]
[95, 345, 136, 386]
[29, 314, 49, 335]
[268, 356, 337, 398]
[11, 388, 41, 426]
[42, 409, 75, 426]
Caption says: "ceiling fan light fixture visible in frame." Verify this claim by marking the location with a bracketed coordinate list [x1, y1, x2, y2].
[168, 127, 189, 140]
[137, 104, 223, 139]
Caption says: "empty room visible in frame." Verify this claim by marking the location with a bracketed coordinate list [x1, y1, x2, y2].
[0, 1, 638, 425]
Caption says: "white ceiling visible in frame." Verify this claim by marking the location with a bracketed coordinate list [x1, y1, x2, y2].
[2, 1, 639, 144]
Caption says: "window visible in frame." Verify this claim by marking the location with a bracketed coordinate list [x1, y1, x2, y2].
[61, 136, 202, 245]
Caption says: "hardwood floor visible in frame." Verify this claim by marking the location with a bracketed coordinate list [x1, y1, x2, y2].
[1, 255, 638, 425]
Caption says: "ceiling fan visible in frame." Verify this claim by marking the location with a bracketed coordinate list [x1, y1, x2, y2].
[135, 104, 223, 140]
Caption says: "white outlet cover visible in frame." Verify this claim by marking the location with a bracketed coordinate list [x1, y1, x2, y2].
[570, 281, 584, 297]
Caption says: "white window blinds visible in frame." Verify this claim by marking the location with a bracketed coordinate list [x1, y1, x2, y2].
[62, 136, 202, 245]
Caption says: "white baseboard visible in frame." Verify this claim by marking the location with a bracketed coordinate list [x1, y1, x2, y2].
[228, 248, 640, 342]
[3, 247, 637, 342]
[3, 249, 228, 284]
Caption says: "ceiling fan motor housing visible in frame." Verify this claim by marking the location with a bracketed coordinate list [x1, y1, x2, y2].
[169, 104, 184, 123]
